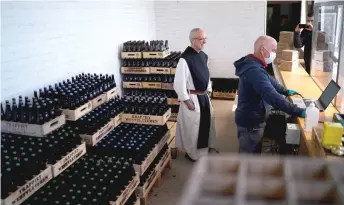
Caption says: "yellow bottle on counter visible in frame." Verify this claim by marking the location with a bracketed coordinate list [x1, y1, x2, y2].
[322, 122, 343, 146]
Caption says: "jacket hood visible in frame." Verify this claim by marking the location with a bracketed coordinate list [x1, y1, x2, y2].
[234, 55, 264, 77]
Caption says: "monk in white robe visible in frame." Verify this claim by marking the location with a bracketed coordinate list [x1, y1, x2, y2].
[173, 28, 217, 161]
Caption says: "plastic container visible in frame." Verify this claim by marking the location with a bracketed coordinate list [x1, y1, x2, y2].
[304, 102, 320, 132]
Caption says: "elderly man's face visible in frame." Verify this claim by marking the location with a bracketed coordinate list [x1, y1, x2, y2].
[192, 30, 207, 50]
[262, 41, 277, 58]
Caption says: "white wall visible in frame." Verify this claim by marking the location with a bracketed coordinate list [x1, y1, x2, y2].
[1, 1, 156, 100]
[154, 1, 266, 78]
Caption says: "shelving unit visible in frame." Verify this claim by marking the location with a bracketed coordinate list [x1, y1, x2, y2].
[119, 40, 176, 202]
[120, 41, 181, 122]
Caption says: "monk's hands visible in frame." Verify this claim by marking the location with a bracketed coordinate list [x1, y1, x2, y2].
[184, 99, 195, 111]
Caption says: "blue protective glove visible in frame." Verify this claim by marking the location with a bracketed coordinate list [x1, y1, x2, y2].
[287, 89, 299, 96]
[301, 109, 306, 118]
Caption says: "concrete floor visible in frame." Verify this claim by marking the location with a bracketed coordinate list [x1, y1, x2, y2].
[148, 100, 238, 205]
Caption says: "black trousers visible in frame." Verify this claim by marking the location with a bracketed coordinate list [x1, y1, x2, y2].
[304, 57, 311, 75]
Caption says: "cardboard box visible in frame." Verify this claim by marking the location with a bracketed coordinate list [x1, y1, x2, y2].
[314, 50, 331, 62]
[279, 31, 294, 44]
[317, 31, 326, 43]
[281, 50, 299, 61]
[312, 60, 333, 72]
[279, 60, 299, 71]
[317, 42, 329, 50]
[277, 42, 292, 51]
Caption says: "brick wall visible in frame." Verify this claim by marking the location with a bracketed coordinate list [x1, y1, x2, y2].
[1, 1, 156, 100]
[1, 1, 267, 101]
[154, 1, 266, 78]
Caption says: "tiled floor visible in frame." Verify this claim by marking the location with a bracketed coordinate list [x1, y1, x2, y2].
[148, 100, 238, 205]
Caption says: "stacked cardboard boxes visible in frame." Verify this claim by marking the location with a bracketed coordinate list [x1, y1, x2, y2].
[313, 50, 333, 72]
[280, 50, 299, 71]
[275, 31, 294, 65]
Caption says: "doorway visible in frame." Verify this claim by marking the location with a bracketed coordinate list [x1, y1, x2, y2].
[266, 1, 302, 41]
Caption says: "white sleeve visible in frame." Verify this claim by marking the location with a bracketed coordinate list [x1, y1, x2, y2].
[207, 78, 212, 92]
[173, 58, 190, 102]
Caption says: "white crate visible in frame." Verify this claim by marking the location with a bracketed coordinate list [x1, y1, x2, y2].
[121, 52, 142, 59]
[177, 154, 344, 205]
[1, 114, 66, 137]
[52, 142, 87, 177]
[142, 50, 170, 59]
[150, 67, 171, 74]
[157, 131, 170, 153]
[2, 166, 53, 205]
[121, 67, 150, 74]
[91, 93, 107, 109]
[134, 147, 158, 175]
[109, 174, 140, 205]
[104, 87, 117, 101]
[80, 120, 115, 146]
[62, 101, 93, 121]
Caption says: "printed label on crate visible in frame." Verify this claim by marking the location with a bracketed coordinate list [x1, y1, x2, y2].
[142, 82, 161, 89]
[80, 121, 114, 146]
[105, 87, 117, 101]
[123, 82, 142, 88]
[121, 52, 142, 59]
[121, 67, 150, 74]
[157, 131, 170, 152]
[142, 51, 169, 59]
[121, 109, 171, 125]
[52, 143, 86, 177]
[113, 114, 122, 127]
[169, 113, 178, 122]
[63, 102, 93, 121]
[150, 67, 171, 74]
[136, 169, 158, 197]
[213, 91, 236, 99]
[161, 83, 174, 90]
[110, 174, 140, 205]
[167, 98, 179, 105]
[1, 114, 66, 137]
[3, 166, 53, 205]
[91, 94, 107, 109]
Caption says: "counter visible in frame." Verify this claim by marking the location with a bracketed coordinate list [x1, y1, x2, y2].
[273, 63, 339, 157]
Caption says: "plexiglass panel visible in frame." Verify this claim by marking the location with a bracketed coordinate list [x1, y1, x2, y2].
[311, 1, 344, 111]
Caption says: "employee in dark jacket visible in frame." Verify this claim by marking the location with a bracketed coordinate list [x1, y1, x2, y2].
[234, 35, 306, 154]
[294, 11, 314, 74]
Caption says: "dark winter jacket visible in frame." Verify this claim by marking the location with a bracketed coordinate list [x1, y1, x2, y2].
[294, 30, 312, 61]
[234, 55, 304, 128]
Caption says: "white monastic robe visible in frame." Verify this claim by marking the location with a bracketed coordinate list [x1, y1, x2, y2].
[173, 46, 216, 161]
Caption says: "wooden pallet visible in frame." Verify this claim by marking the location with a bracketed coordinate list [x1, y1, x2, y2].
[139, 152, 172, 205]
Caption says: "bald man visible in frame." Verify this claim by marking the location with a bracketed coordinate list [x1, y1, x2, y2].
[234, 35, 306, 154]
[174, 28, 217, 162]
